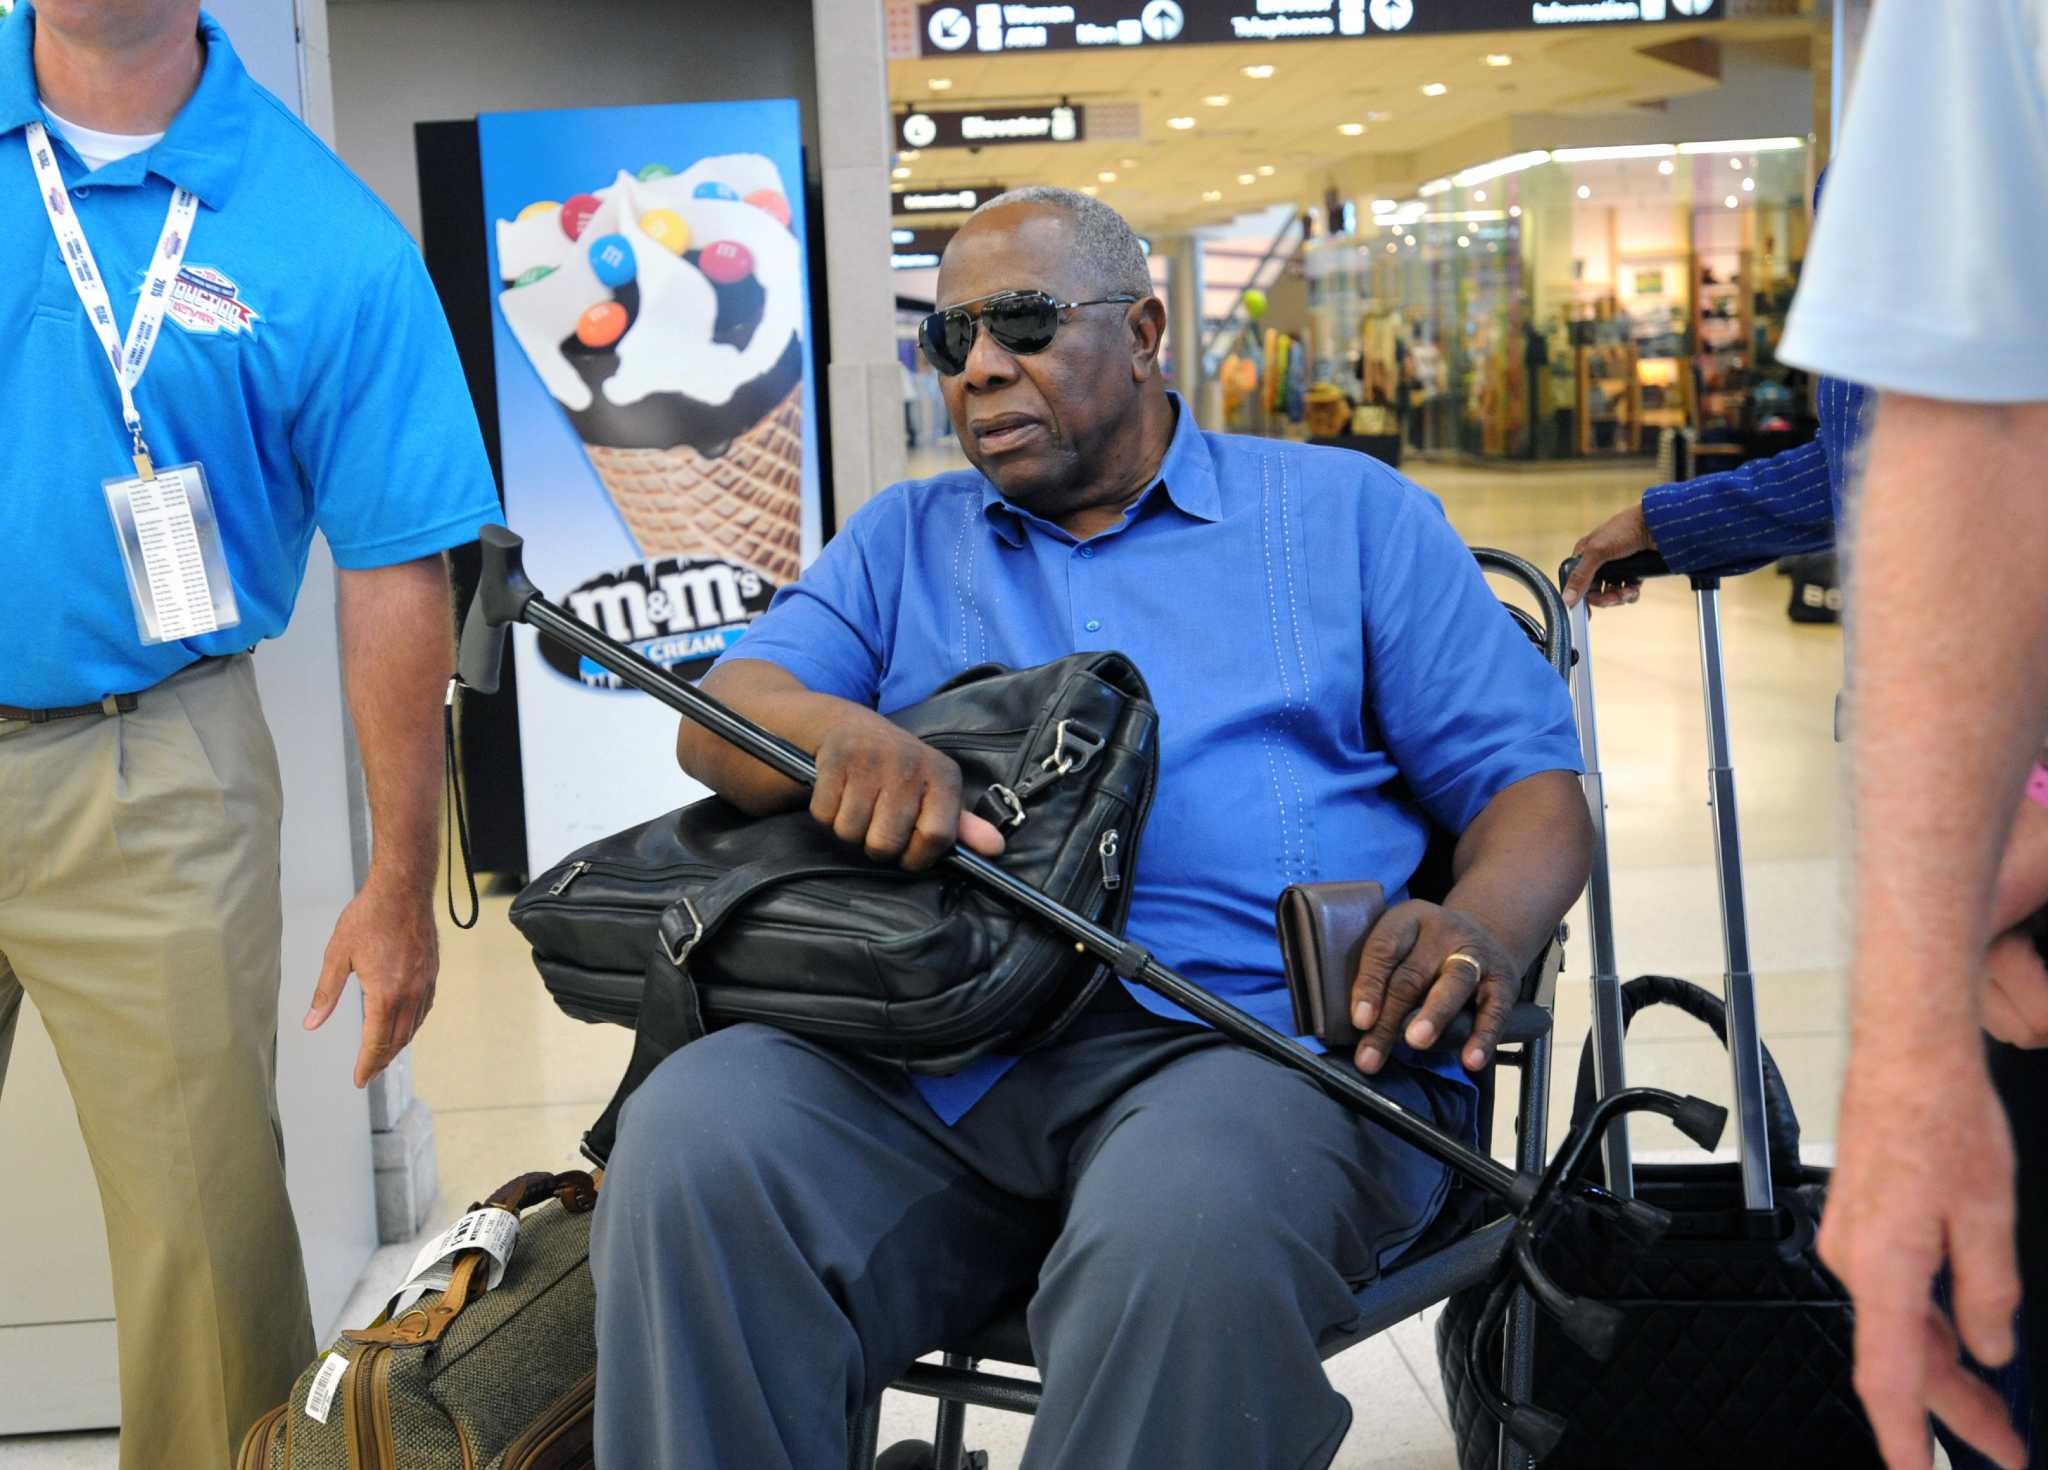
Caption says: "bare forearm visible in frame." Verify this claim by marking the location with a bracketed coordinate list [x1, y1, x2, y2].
[1850, 396, 2048, 1038]
[1446, 769, 1593, 971]
[338, 557, 456, 900]
[679, 659, 882, 814]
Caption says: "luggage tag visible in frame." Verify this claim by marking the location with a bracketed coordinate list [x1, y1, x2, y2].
[102, 459, 241, 645]
[386, 1204, 522, 1317]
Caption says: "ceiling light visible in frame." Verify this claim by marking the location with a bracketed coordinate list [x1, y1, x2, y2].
[1238, 172, 1256, 185]
[1742, 176, 1755, 192]
[1552, 143, 1677, 162]
[1202, 189, 1223, 202]
[1386, 242, 1398, 253]
[1257, 164, 1275, 177]
[1730, 157, 1745, 171]
[1657, 159, 1675, 175]
[1243, 64, 1276, 79]
[892, 166, 911, 179]
[1167, 115, 1196, 130]
[1576, 184, 1591, 199]
[1677, 136, 1803, 155]
[1421, 82, 1449, 97]
[1725, 194, 1740, 208]
[1205, 94, 1232, 107]
[1508, 204, 1521, 218]
[1098, 170, 1117, 182]
[1473, 189, 1486, 201]
[1453, 151, 1549, 188]
[1485, 53, 1513, 66]
[1457, 234, 1471, 247]
[1419, 178, 1453, 197]
[1371, 197, 1398, 212]
[1080, 185, 1098, 196]
[1405, 234, 1417, 246]
[1119, 157, 1139, 168]
[928, 77, 953, 91]
[1338, 122, 1367, 137]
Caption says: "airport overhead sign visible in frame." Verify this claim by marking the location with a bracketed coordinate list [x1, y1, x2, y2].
[892, 226, 959, 269]
[915, 0, 1718, 55]
[895, 104, 1086, 151]
[893, 183, 1009, 213]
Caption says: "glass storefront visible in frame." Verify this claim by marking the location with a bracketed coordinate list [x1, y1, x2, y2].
[1300, 139, 1812, 461]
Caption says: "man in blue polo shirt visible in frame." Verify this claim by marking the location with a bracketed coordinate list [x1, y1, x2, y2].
[0, 3, 500, 1464]
[592, 188, 1592, 1469]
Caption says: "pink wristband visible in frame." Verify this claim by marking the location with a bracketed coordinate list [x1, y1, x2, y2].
[2029, 764, 2048, 810]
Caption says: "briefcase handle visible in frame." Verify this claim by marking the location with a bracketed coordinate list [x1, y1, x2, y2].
[1569, 975, 1804, 1183]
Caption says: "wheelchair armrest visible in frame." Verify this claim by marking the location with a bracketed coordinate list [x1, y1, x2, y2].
[1438, 1000, 1551, 1053]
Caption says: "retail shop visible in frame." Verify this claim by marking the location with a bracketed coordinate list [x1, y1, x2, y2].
[1295, 135, 1812, 461]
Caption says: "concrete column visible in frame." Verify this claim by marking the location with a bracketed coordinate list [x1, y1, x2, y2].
[1165, 234, 1209, 427]
[811, 0, 908, 521]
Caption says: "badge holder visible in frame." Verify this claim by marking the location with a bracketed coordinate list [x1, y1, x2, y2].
[102, 441, 240, 646]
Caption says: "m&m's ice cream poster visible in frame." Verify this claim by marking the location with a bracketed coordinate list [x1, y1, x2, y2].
[479, 101, 821, 853]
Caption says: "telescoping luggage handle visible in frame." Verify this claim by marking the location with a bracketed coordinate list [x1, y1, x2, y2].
[1562, 549, 1776, 1216]
[461, 524, 1730, 1460]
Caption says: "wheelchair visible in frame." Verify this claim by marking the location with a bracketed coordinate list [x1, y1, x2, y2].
[850, 548, 1572, 1470]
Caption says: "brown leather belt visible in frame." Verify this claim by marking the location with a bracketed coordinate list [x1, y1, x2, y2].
[0, 654, 233, 725]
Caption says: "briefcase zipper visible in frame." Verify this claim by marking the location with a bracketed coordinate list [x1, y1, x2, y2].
[342, 1344, 394, 1470]
[548, 861, 591, 896]
[1097, 829, 1122, 891]
[502, 1370, 597, 1468]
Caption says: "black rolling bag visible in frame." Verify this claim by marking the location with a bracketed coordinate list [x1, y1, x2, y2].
[1436, 555, 1884, 1469]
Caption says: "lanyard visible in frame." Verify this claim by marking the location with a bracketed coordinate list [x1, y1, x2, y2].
[25, 120, 198, 479]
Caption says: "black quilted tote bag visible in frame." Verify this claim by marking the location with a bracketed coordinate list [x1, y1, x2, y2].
[1436, 975, 1882, 1469]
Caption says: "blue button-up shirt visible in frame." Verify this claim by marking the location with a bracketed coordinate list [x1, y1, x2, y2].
[0, 5, 500, 708]
[721, 396, 1584, 1121]
[1640, 375, 1866, 576]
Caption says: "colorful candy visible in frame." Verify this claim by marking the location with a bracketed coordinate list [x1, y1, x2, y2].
[637, 163, 674, 181]
[587, 233, 637, 288]
[698, 240, 755, 286]
[512, 264, 557, 288]
[639, 208, 691, 255]
[745, 189, 791, 228]
[517, 200, 561, 222]
[693, 181, 739, 202]
[560, 193, 603, 241]
[576, 301, 629, 349]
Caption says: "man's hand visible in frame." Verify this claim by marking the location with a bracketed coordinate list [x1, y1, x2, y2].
[305, 881, 440, 1089]
[810, 715, 1007, 871]
[1819, 1035, 2029, 1470]
[1348, 900, 1518, 1075]
[1561, 501, 1656, 609]
[1984, 928, 2048, 1048]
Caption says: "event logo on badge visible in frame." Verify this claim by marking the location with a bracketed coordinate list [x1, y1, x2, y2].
[164, 265, 260, 338]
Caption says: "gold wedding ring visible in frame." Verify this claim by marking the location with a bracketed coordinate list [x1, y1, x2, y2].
[1441, 951, 1483, 981]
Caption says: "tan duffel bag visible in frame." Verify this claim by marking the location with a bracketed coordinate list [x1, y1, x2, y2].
[238, 1169, 599, 1470]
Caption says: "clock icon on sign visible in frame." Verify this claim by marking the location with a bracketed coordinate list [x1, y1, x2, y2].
[902, 113, 939, 149]
[1140, 0, 1184, 42]
[1369, 0, 1414, 29]
[928, 6, 972, 50]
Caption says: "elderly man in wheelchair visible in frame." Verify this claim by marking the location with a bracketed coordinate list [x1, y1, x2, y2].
[590, 187, 1594, 1470]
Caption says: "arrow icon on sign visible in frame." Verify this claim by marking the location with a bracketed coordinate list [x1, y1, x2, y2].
[928, 6, 972, 50]
[1140, 0, 1184, 42]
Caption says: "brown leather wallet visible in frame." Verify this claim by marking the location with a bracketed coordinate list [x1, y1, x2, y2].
[1276, 880, 1386, 1050]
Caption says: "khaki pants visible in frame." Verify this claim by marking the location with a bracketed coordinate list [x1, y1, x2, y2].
[0, 654, 315, 1467]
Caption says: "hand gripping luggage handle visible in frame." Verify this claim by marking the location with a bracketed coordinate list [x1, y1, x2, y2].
[462, 525, 1733, 1460]
[1568, 976, 1803, 1181]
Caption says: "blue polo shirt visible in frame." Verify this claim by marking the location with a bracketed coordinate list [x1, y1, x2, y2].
[0, 5, 501, 708]
[719, 395, 1584, 1122]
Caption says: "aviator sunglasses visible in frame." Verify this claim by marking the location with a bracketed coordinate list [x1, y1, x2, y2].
[919, 289, 1140, 376]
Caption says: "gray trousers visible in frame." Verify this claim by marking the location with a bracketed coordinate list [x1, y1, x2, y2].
[592, 987, 1464, 1469]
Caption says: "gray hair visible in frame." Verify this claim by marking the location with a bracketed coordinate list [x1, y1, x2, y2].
[967, 186, 1153, 300]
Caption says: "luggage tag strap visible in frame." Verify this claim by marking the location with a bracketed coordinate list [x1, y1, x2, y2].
[978, 719, 1108, 828]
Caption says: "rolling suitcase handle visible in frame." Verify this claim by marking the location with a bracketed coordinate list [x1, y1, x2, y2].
[1563, 548, 1775, 1214]
[463, 523, 1730, 1460]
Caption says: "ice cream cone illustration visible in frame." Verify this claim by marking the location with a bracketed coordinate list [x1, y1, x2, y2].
[495, 156, 806, 586]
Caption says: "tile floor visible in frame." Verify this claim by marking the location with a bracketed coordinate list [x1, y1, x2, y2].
[4, 452, 1902, 1469]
